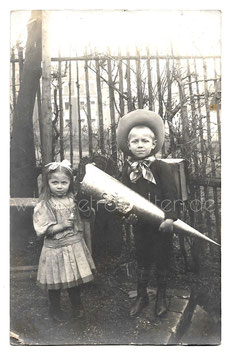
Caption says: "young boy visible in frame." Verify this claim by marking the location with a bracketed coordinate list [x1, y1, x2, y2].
[117, 109, 177, 318]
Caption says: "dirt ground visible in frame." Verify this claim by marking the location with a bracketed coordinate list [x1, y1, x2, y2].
[10, 235, 221, 346]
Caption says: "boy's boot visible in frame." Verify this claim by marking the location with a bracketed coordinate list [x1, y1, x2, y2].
[48, 289, 66, 322]
[130, 268, 150, 317]
[68, 286, 85, 319]
[155, 270, 168, 317]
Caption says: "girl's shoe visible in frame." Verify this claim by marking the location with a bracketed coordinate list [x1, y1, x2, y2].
[49, 308, 67, 323]
[72, 304, 85, 319]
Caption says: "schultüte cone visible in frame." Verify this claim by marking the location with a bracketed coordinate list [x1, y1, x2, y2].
[80, 164, 220, 247]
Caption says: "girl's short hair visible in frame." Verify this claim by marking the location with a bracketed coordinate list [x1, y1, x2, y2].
[39, 166, 75, 201]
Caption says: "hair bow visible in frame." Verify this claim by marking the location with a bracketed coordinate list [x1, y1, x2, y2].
[45, 159, 73, 172]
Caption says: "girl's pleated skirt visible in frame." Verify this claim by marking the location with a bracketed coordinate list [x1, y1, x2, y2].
[37, 236, 95, 290]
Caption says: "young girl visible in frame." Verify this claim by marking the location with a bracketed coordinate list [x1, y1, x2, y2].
[33, 160, 95, 322]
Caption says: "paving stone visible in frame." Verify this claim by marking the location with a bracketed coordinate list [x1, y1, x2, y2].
[168, 296, 189, 313]
[131, 314, 173, 345]
[134, 297, 188, 345]
[164, 311, 183, 335]
[142, 328, 171, 345]
[180, 305, 221, 345]
[167, 288, 190, 299]
[128, 288, 192, 344]
[147, 311, 184, 345]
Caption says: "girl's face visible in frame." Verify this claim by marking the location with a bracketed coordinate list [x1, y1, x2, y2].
[48, 171, 71, 197]
[128, 126, 157, 159]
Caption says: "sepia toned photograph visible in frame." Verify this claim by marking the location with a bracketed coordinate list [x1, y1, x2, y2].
[9, 8, 221, 346]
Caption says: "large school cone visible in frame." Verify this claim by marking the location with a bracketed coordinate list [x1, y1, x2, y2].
[80, 164, 220, 247]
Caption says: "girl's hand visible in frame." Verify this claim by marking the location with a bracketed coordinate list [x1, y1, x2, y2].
[47, 220, 73, 236]
[62, 219, 74, 229]
[159, 219, 174, 233]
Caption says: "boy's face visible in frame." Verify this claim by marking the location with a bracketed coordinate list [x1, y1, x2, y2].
[128, 126, 157, 159]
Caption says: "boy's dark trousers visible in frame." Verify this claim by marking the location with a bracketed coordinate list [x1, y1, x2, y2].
[130, 222, 172, 317]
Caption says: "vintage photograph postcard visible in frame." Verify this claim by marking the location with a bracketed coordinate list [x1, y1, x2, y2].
[9, 8, 221, 346]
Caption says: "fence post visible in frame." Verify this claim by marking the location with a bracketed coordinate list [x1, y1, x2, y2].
[58, 51, 65, 161]
[126, 48, 133, 112]
[95, 49, 105, 154]
[68, 60, 73, 165]
[84, 49, 93, 156]
[11, 48, 17, 111]
[41, 11, 53, 167]
[17, 44, 24, 86]
[193, 58, 211, 239]
[136, 46, 143, 109]
[186, 58, 203, 229]
[213, 58, 221, 154]
[146, 46, 154, 111]
[156, 50, 165, 156]
[76, 60, 82, 160]
[165, 55, 176, 157]
[107, 47, 117, 160]
[36, 80, 43, 151]
[118, 48, 125, 116]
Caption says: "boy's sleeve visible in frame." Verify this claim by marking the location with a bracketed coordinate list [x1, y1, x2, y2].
[33, 201, 56, 237]
[158, 160, 178, 221]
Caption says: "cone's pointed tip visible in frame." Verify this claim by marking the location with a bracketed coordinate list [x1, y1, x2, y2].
[215, 242, 221, 247]
[174, 220, 220, 246]
[199, 237, 220, 247]
[202, 235, 220, 247]
[209, 240, 220, 247]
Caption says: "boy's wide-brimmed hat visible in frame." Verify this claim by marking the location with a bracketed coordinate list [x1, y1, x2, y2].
[117, 109, 165, 155]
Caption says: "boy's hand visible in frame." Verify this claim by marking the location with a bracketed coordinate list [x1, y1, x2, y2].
[159, 219, 174, 233]
[124, 213, 138, 225]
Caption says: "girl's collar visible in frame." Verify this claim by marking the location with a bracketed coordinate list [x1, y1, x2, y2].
[51, 193, 67, 198]
[50, 192, 73, 199]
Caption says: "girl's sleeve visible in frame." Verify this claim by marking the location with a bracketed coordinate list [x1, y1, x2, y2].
[33, 201, 56, 237]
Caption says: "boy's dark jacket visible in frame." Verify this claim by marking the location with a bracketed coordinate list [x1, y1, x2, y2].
[121, 159, 178, 223]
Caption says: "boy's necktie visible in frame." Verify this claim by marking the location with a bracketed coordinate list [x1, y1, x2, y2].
[128, 156, 156, 184]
